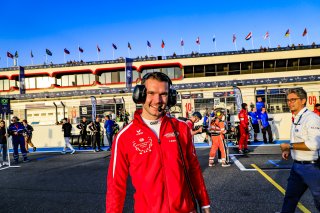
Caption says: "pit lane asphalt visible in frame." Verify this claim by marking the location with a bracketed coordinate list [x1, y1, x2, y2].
[0, 146, 317, 213]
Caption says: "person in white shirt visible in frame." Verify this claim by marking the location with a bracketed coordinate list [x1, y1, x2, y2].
[280, 88, 320, 212]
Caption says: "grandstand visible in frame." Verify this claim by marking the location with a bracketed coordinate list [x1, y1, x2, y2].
[1, 44, 320, 147]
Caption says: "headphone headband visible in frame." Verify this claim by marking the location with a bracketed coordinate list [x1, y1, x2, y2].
[132, 72, 177, 107]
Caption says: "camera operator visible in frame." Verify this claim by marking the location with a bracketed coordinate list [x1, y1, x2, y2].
[186, 112, 203, 136]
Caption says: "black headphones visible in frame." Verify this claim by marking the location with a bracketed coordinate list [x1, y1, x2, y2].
[132, 72, 177, 108]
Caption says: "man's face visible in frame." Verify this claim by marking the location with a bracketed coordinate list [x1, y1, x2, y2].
[287, 93, 306, 115]
[262, 108, 266, 113]
[252, 107, 257, 112]
[82, 117, 87, 122]
[142, 78, 168, 120]
[317, 106, 320, 111]
[257, 97, 262, 102]
[190, 116, 199, 123]
[96, 117, 101, 122]
[12, 118, 17, 123]
[0, 122, 4, 127]
[23, 122, 27, 125]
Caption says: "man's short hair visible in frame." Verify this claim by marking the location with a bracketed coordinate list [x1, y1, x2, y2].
[241, 103, 247, 109]
[105, 115, 110, 119]
[192, 111, 202, 120]
[286, 88, 307, 105]
[22, 119, 27, 123]
[141, 72, 171, 86]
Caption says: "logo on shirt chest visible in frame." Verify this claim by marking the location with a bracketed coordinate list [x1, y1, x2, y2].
[133, 136, 153, 154]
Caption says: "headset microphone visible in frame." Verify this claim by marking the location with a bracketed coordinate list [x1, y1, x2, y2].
[158, 106, 163, 112]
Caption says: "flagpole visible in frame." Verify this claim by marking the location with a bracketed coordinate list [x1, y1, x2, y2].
[128, 48, 131, 58]
[198, 44, 201, 53]
[251, 36, 255, 49]
[31, 57, 33, 65]
[234, 41, 238, 51]
[162, 48, 165, 59]
[64, 52, 66, 63]
[214, 35, 217, 52]
[7, 57, 8, 68]
[46, 54, 48, 64]
[78, 45, 80, 61]
[289, 35, 292, 46]
[112, 49, 115, 60]
[306, 34, 310, 45]
[268, 37, 271, 48]
[147, 46, 149, 57]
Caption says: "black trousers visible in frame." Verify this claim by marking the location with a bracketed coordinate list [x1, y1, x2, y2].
[92, 134, 101, 150]
[261, 125, 273, 143]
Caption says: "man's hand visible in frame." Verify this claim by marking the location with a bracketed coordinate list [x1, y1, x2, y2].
[14, 132, 18, 135]
[282, 151, 290, 160]
[280, 143, 290, 160]
[197, 127, 203, 133]
[202, 207, 211, 213]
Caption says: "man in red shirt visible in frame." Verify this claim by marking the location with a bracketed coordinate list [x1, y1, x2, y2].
[106, 72, 210, 212]
[238, 103, 249, 154]
[186, 111, 203, 136]
[314, 103, 320, 116]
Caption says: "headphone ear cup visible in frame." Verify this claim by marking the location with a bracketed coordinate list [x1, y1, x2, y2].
[167, 88, 177, 107]
[132, 85, 146, 104]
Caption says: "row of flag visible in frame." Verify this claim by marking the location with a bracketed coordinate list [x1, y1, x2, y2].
[4, 28, 311, 60]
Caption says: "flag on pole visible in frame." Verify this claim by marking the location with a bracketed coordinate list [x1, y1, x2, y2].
[147, 41, 151, 48]
[19, 66, 26, 94]
[264, 31, 269, 40]
[128, 42, 132, 50]
[245, 32, 252, 40]
[233, 34, 236, 43]
[285, 29, 290, 37]
[196, 37, 200, 45]
[15, 51, 19, 58]
[161, 40, 165, 48]
[97, 45, 101, 52]
[90, 96, 97, 122]
[31, 51, 34, 58]
[46, 49, 53, 56]
[125, 58, 133, 89]
[233, 86, 243, 114]
[212, 36, 216, 43]
[302, 28, 307, 37]
[7, 52, 14, 59]
[112, 43, 117, 50]
[180, 39, 184, 46]
[64, 48, 70, 54]
[78, 46, 84, 53]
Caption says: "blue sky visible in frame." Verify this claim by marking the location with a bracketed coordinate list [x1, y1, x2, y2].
[0, 0, 319, 68]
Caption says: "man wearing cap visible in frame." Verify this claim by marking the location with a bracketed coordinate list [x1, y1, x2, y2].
[8, 116, 29, 163]
[209, 111, 230, 167]
[186, 112, 203, 136]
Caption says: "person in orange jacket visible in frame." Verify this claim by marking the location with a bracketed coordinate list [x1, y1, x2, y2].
[238, 103, 249, 154]
[208, 111, 230, 167]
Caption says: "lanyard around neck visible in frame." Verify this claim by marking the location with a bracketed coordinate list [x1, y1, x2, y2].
[293, 108, 308, 125]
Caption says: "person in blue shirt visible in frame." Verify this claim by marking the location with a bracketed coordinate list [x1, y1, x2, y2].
[256, 96, 265, 116]
[248, 107, 260, 142]
[203, 112, 209, 143]
[258, 107, 273, 144]
[104, 115, 115, 151]
[8, 116, 29, 163]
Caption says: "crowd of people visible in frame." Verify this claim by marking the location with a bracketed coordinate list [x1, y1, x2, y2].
[0, 116, 37, 166]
